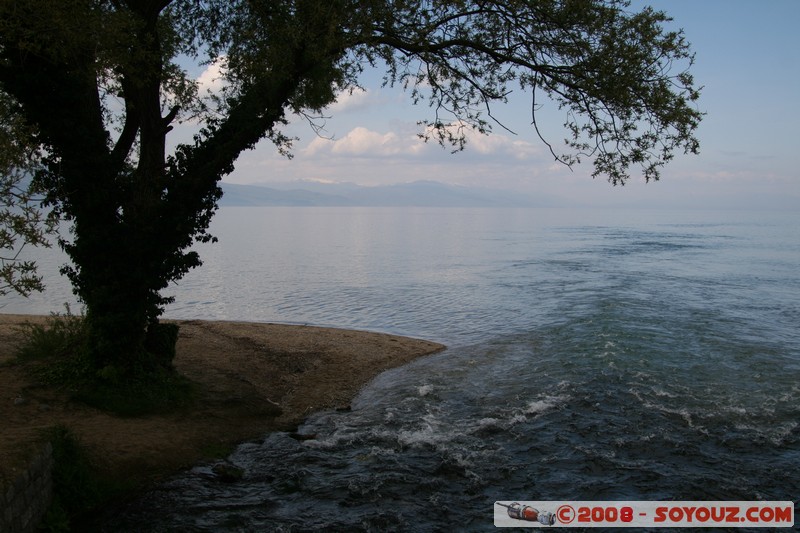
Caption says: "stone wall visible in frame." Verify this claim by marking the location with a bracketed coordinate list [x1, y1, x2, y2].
[0, 443, 54, 533]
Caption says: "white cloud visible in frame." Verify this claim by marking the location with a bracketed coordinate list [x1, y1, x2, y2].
[306, 126, 420, 157]
[327, 87, 374, 113]
[333, 127, 401, 155]
[466, 132, 543, 160]
[305, 124, 543, 162]
[196, 56, 228, 95]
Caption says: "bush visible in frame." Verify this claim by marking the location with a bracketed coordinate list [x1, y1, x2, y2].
[15, 305, 92, 386]
[39, 426, 137, 532]
[75, 367, 195, 417]
[39, 426, 102, 532]
[16, 308, 194, 416]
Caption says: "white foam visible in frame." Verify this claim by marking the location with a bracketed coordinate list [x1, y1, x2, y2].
[417, 384, 435, 397]
[476, 417, 503, 429]
[725, 406, 748, 416]
[769, 421, 798, 445]
[651, 387, 678, 398]
[397, 413, 455, 447]
[524, 395, 565, 415]
[509, 413, 528, 425]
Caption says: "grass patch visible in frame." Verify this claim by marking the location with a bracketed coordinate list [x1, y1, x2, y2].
[75, 369, 196, 417]
[15, 305, 93, 384]
[39, 426, 132, 532]
[15, 307, 195, 416]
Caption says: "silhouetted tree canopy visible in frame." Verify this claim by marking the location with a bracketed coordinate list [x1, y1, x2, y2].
[0, 0, 701, 380]
[0, 91, 55, 297]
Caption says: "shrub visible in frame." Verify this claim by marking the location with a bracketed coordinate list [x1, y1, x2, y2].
[39, 426, 102, 532]
[15, 305, 92, 386]
[16, 307, 194, 416]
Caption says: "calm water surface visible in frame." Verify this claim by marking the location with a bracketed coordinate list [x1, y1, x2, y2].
[6, 207, 799, 531]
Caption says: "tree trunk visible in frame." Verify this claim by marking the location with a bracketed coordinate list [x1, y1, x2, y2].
[0, 2, 178, 380]
[74, 3, 179, 379]
[0, 0, 346, 382]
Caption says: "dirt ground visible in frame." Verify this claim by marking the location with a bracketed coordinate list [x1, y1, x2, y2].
[0, 314, 444, 488]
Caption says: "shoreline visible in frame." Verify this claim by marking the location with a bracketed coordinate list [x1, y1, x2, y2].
[0, 313, 445, 488]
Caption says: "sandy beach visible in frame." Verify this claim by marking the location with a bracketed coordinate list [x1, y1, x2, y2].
[0, 314, 444, 487]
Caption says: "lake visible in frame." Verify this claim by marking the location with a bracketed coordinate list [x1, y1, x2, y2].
[6, 206, 799, 531]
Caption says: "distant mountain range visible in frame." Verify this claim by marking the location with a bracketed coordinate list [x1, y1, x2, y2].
[219, 180, 558, 207]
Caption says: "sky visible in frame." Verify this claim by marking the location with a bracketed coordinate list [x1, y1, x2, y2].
[183, 0, 800, 210]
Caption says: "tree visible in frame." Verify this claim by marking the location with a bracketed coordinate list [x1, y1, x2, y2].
[1, 92, 55, 298]
[0, 0, 701, 381]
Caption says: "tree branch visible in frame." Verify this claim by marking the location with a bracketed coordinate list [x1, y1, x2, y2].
[110, 83, 140, 168]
